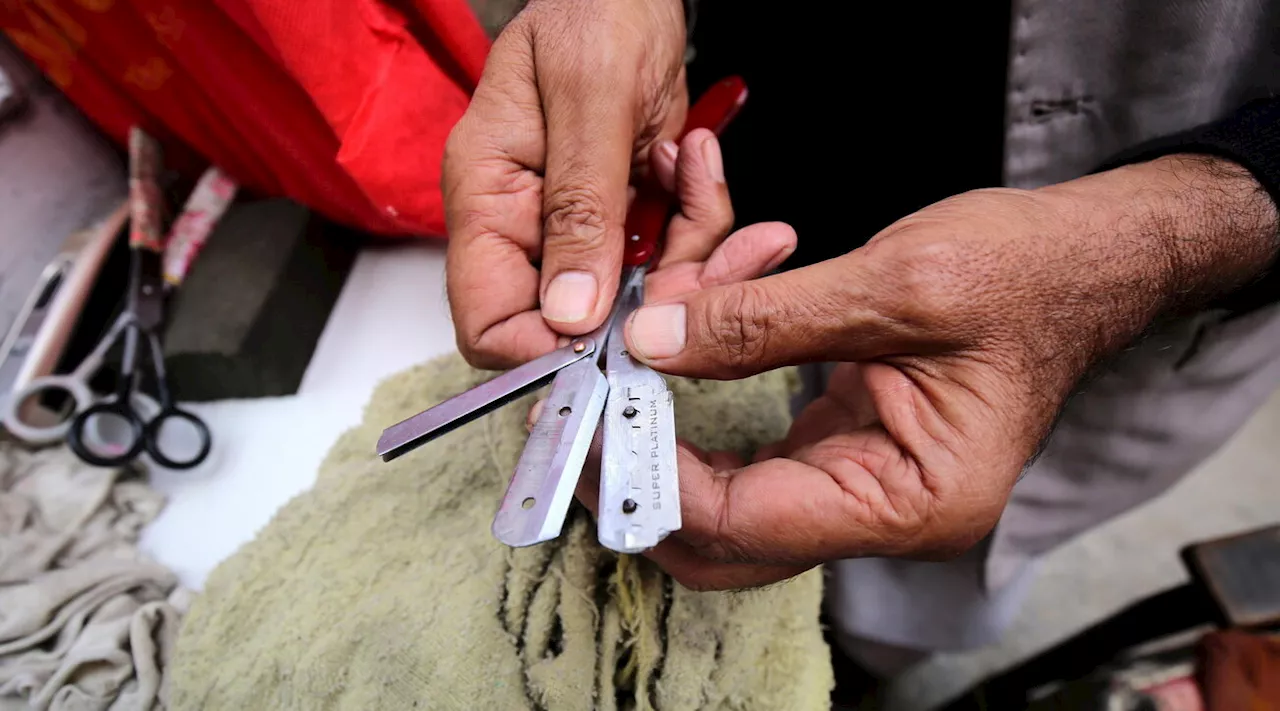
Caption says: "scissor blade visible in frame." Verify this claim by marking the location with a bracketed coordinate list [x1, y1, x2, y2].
[492, 358, 608, 547]
[376, 339, 596, 461]
[598, 268, 682, 553]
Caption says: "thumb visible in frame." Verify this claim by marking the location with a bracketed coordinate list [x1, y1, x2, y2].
[624, 255, 913, 378]
[537, 93, 632, 334]
[538, 41, 681, 336]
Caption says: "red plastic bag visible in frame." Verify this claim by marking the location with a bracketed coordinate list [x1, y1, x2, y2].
[1, 0, 490, 239]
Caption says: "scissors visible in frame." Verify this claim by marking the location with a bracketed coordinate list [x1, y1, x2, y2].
[3, 127, 237, 469]
[376, 77, 748, 554]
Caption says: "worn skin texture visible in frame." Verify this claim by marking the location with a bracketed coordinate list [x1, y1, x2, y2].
[599, 155, 1280, 591]
[169, 354, 832, 710]
[447, 0, 1280, 593]
[444, 0, 692, 369]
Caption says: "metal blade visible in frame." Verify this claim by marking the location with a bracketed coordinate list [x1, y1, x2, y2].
[376, 339, 596, 461]
[492, 358, 608, 547]
[489, 278, 636, 547]
[598, 268, 682, 553]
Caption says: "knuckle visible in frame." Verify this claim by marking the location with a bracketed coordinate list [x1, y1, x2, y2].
[710, 203, 734, 238]
[874, 474, 1000, 561]
[447, 306, 515, 370]
[453, 326, 493, 367]
[542, 187, 614, 254]
[820, 443, 947, 557]
[699, 283, 774, 373]
[879, 502, 935, 551]
[882, 236, 968, 321]
[705, 502, 756, 565]
[456, 337, 514, 371]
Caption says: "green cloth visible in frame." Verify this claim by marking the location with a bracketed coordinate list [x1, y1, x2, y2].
[170, 354, 833, 710]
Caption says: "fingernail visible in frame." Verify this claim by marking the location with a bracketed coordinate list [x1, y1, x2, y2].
[702, 136, 724, 183]
[658, 140, 678, 164]
[543, 271, 597, 324]
[556, 336, 572, 349]
[763, 243, 795, 273]
[527, 399, 545, 431]
[628, 304, 686, 360]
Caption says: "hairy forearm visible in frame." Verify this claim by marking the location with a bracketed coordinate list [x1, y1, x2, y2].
[1048, 154, 1277, 325]
[1125, 156, 1275, 306]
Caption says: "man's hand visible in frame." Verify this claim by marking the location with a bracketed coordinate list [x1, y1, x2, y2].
[613, 155, 1279, 591]
[444, 0, 689, 369]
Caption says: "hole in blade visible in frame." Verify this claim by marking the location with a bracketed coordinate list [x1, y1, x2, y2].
[558, 406, 571, 417]
[522, 497, 535, 509]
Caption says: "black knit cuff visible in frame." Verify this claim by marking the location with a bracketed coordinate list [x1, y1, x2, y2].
[1097, 97, 1280, 210]
[1096, 97, 1280, 315]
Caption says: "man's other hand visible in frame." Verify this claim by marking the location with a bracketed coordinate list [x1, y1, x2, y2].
[620, 155, 1278, 590]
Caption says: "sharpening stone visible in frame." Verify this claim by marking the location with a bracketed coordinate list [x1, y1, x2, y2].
[160, 198, 359, 401]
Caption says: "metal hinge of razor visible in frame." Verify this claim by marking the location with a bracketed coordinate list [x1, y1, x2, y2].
[376, 76, 748, 554]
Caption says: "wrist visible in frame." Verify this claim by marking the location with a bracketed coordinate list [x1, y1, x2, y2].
[1148, 155, 1274, 303]
[1042, 154, 1278, 337]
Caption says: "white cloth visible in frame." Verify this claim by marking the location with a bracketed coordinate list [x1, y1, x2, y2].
[0, 444, 188, 710]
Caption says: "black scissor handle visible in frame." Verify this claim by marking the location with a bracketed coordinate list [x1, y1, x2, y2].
[66, 400, 146, 468]
[143, 406, 212, 470]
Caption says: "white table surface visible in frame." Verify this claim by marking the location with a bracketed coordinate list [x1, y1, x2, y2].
[139, 241, 457, 590]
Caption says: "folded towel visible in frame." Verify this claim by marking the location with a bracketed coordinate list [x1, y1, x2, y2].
[0, 445, 186, 710]
[171, 353, 833, 710]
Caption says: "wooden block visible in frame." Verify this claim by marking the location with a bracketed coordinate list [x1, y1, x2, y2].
[161, 199, 359, 401]
[1182, 525, 1280, 629]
